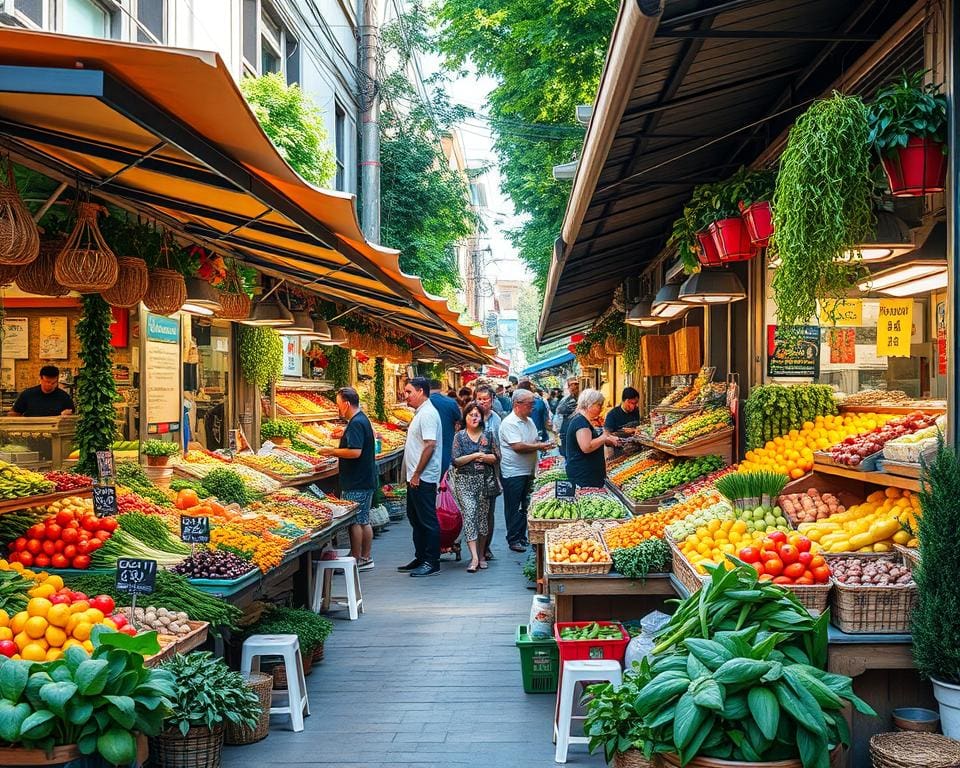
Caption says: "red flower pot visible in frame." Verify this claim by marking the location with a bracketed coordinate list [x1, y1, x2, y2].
[710, 217, 756, 263]
[739, 200, 774, 247]
[695, 228, 722, 267]
[880, 137, 948, 197]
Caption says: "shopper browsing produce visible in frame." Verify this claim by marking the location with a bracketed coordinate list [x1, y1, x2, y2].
[9, 365, 74, 417]
[451, 401, 500, 573]
[565, 389, 621, 489]
[554, 377, 580, 456]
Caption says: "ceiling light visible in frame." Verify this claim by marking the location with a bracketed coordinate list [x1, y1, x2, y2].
[880, 272, 948, 296]
[183, 277, 223, 313]
[651, 283, 688, 318]
[313, 316, 332, 340]
[858, 260, 946, 292]
[840, 210, 915, 263]
[679, 270, 747, 304]
[282, 309, 315, 335]
[241, 292, 294, 326]
[318, 324, 347, 345]
[625, 298, 667, 327]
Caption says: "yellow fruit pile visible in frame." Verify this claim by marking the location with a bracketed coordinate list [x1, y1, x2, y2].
[0, 596, 113, 661]
[548, 538, 610, 564]
[796, 487, 919, 553]
[739, 413, 894, 478]
[0, 557, 63, 590]
[681, 518, 766, 573]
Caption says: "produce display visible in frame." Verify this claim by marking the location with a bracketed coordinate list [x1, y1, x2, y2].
[739, 412, 893, 477]
[882, 422, 944, 463]
[657, 407, 731, 445]
[0, 461, 55, 499]
[672, 466, 737, 500]
[558, 622, 622, 640]
[537, 455, 564, 473]
[547, 537, 610, 565]
[779, 488, 845, 523]
[679, 518, 765, 573]
[829, 556, 914, 585]
[200, 467, 258, 505]
[5, 496, 116, 570]
[715, 472, 792, 534]
[43, 470, 93, 491]
[744, 383, 837, 448]
[275, 389, 338, 417]
[665, 500, 734, 541]
[839, 389, 912, 406]
[297, 418, 406, 457]
[608, 454, 662, 486]
[235, 452, 314, 477]
[533, 467, 568, 489]
[737, 531, 831, 584]
[120, 605, 194, 635]
[610, 538, 670, 579]
[827, 411, 937, 466]
[529, 494, 626, 520]
[627, 455, 725, 502]
[171, 550, 257, 580]
[795, 487, 919, 552]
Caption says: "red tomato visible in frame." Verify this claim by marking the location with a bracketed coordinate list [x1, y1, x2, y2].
[45, 523, 62, 541]
[119, 626, 137, 637]
[61, 527, 78, 544]
[41, 541, 56, 557]
[783, 562, 806, 580]
[76, 540, 91, 555]
[71, 555, 91, 570]
[759, 549, 780, 563]
[85, 539, 103, 552]
[772, 575, 792, 584]
[798, 552, 813, 567]
[6, 552, 19, 564]
[70, 592, 88, 602]
[779, 545, 800, 565]
[63, 544, 77, 560]
[793, 536, 812, 553]
[81, 516, 100, 532]
[0, 639, 16, 657]
[813, 565, 832, 583]
[55, 510, 74, 527]
[810, 555, 826, 569]
[738, 547, 760, 563]
[51, 554, 69, 569]
[768, 531, 788, 544]
[764, 557, 784, 576]
[12, 537, 26, 552]
[110, 613, 128, 628]
[17, 551, 32, 567]
[25, 539, 41, 555]
[91, 595, 116, 615]
[98, 517, 118, 533]
[49, 593, 71, 605]
[795, 577, 814, 585]
[34, 554, 50, 568]
[94, 529, 111, 542]
[27, 524, 46, 540]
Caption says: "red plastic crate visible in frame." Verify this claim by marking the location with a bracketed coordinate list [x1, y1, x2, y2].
[554, 621, 629, 664]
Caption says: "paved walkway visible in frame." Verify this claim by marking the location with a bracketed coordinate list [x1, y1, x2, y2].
[223, 514, 606, 768]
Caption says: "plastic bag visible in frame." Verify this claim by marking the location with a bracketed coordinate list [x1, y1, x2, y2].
[529, 594, 555, 639]
[624, 610, 671, 669]
[436, 470, 463, 543]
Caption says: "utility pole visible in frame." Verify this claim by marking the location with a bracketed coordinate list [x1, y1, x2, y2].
[360, 0, 380, 243]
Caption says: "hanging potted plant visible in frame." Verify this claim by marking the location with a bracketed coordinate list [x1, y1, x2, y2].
[142, 438, 182, 466]
[914, 437, 960, 737]
[706, 168, 761, 263]
[867, 71, 948, 197]
[737, 169, 777, 248]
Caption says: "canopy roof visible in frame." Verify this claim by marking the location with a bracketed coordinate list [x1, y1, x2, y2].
[538, 0, 925, 343]
[522, 350, 575, 377]
[0, 29, 495, 363]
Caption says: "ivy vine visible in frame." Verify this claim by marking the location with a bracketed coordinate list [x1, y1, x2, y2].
[238, 327, 283, 392]
[75, 296, 120, 476]
[326, 346, 350, 390]
[373, 357, 387, 421]
[623, 326, 642, 373]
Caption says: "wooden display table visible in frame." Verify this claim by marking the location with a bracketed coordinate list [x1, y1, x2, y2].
[634, 426, 734, 465]
[545, 571, 675, 622]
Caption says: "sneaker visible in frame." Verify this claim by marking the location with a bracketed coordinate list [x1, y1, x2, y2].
[397, 559, 422, 572]
[509, 543, 527, 553]
[409, 563, 440, 577]
[358, 559, 375, 571]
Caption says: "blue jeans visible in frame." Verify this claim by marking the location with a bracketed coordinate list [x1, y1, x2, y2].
[342, 489, 374, 525]
[502, 474, 532, 546]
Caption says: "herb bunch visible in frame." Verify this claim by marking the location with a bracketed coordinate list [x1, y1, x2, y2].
[611, 538, 670, 581]
[161, 652, 261, 736]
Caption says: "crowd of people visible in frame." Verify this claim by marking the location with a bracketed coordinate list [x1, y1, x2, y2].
[333, 374, 642, 578]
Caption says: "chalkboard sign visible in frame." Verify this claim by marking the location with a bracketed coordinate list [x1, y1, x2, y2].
[180, 515, 210, 544]
[115, 558, 157, 595]
[556, 480, 576, 500]
[766, 325, 821, 378]
[92, 485, 117, 517]
[96, 451, 115, 483]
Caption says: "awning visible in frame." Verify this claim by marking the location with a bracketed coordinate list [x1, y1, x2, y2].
[0, 29, 496, 364]
[522, 350, 575, 376]
[538, 0, 925, 344]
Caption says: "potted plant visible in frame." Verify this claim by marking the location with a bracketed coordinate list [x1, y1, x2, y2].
[737, 169, 777, 248]
[0, 628, 175, 767]
[153, 651, 260, 768]
[586, 562, 874, 767]
[249, 606, 334, 672]
[867, 71, 948, 197]
[141, 439, 182, 467]
[770, 93, 874, 327]
[260, 417, 301, 446]
[914, 437, 960, 737]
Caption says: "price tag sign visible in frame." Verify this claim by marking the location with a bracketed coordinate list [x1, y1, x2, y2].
[92, 485, 118, 517]
[115, 558, 157, 595]
[555, 480, 576, 500]
[180, 515, 210, 544]
[96, 451, 115, 483]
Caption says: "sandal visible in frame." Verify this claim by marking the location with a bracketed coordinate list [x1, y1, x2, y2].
[478, 562, 488, 570]
[467, 561, 479, 573]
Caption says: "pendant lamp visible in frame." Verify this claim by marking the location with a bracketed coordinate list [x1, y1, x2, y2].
[625, 297, 667, 327]
[650, 283, 688, 318]
[679, 270, 747, 304]
[840, 210, 915, 262]
[241, 286, 293, 326]
[182, 277, 223, 315]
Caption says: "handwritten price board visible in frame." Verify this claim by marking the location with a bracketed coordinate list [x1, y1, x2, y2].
[115, 558, 157, 595]
[92, 485, 118, 517]
[180, 515, 210, 544]
[555, 480, 576, 500]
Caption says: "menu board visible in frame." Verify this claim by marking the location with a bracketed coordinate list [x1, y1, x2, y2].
[144, 313, 182, 433]
[766, 325, 821, 378]
[115, 558, 157, 595]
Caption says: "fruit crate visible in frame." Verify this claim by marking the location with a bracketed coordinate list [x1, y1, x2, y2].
[554, 621, 629, 664]
[515, 624, 559, 694]
[827, 552, 917, 633]
[544, 527, 612, 575]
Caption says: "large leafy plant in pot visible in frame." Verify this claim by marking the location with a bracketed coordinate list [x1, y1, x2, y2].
[670, 182, 722, 273]
[770, 94, 874, 328]
[867, 71, 948, 197]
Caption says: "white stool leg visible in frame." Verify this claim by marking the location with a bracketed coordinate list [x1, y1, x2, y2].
[240, 647, 258, 675]
[345, 565, 359, 621]
[295, 645, 309, 717]
[310, 564, 322, 613]
[354, 566, 364, 615]
[554, 668, 577, 763]
[284, 649, 305, 732]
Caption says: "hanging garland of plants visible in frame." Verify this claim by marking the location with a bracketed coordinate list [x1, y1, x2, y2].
[238, 326, 283, 391]
[770, 94, 874, 327]
[326, 346, 350, 390]
[623, 325, 642, 373]
[373, 357, 387, 422]
[75, 295, 119, 476]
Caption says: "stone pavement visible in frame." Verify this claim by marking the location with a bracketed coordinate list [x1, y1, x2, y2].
[222, 513, 607, 768]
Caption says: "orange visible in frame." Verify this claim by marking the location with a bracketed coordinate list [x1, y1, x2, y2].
[84, 608, 105, 625]
[26, 597, 51, 618]
[13, 631, 30, 651]
[71, 622, 92, 642]
[0, 609, 7, 628]
[21, 643, 46, 662]
[47, 603, 70, 628]
[45, 648, 62, 662]
[44, 626, 67, 648]
[0, 627, 11, 642]
[24, 616, 47, 640]
[29, 583, 55, 599]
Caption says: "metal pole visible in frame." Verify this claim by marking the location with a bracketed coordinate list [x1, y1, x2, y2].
[949, 0, 959, 450]
[360, 0, 380, 243]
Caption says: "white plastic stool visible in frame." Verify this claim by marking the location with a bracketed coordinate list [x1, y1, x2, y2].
[554, 660, 622, 763]
[312, 550, 363, 620]
[240, 634, 310, 732]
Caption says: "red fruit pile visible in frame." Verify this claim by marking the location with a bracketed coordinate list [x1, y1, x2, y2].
[43, 471, 94, 492]
[7, 503, 117, 570]
[46, 588, 136, 637]
[828, 411, 936, 466]
[738, 530, 831, 585]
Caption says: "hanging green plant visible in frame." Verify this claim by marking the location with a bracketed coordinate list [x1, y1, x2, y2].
[374, 357, 387, 421]
[771, 94, 874, 327]
[326, 345, 350, 390]
[623, 325, 641, 372]
[238, 326, 283, 391]
[75, 295, 120, 476]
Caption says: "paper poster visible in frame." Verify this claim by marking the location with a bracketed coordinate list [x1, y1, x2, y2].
[0, 359, 14, 390]
[876, 299, 913, 357]
[282, 335, 302, 377]
[819, 298, 862, 327]
[2, 317, 28, 360]
[144, 313, 182, 432]
[937, 300, 947, 376]
[39, 317, 68, 359]
[766, 325, 821, 378]
[827, 328, 856, 364]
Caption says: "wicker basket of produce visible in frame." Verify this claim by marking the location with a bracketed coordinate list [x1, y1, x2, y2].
[144, 267, 187, 315]
[827, 554, 916, 633]
[614, 750, 652, 768]
[16, 236, 68, 296]
[869, 732, 960, 768]
[0, 159, 39, 266]
[545, 526, 612, 575]
[780, 581, 833, 615]
[54, 202, 119, 292]
[224, 673, 273, 745]
[103, 255, 149, 307]
[667, 537, 707, 595]
[893, 543, 920, 568]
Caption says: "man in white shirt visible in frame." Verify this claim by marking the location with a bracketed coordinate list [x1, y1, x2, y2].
[399, 376, 443, 577]
[499, 389, 554, 552]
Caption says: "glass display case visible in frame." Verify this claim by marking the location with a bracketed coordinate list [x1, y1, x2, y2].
[0, 415, 78, 469]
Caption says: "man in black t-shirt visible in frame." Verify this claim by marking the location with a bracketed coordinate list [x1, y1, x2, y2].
[319, 387, 377, 569]
[10, 365, 74, 417]
[603, 386, 641, 434]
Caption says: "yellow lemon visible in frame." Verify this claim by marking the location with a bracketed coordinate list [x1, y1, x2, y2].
[14, 631, 30, 651]
[28, 583, 55, 599]
[26, 597, 52, 618]
[0, 627, 11, 641]
[24, 616, 47, 640]
[72, 622, 92, 642]
[21, 643, 46, 662]
[44, 626, 67, 648]
[45, 575, 64, 591]
[47, 603, 70, 629]
[0, 609, 7, 628]
[81, 640, 94, 653]
[45, 648, 62, 662]
[61, 638, 82, 650]
[84, 608, 105, 625]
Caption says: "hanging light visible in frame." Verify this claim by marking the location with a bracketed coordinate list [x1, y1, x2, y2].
[312, 315, 332, 340]
[283, 309, 315, 335]
[625, 297, 667, 327]
[857, 259, 947, 296]
[318, 324, 348, 345]
[650, 283, 688, 318]
[241, 285, 293, 327]
[679, 269, 747, 304]
[181, 277, 223, 315]
[840, 210, 915, 263]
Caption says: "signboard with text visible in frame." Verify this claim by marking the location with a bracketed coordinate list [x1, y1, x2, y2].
[876, 299, 913, 357]
[766, 325, 821, 378]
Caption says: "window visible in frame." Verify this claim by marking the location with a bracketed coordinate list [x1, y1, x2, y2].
[334, 102, 346, 191]
[285, 36, 300, 85]
[469, 182, 488, 208]
[63, 0, 113, 38]
[242, 0, 258, 71]
[135, 0, 164, 43]
[13, 0, 43, 27]
[260, 8, 282, 74]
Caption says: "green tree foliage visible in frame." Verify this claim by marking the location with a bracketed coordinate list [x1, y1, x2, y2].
[517, 283, 566, 364]
[434, 0, 617, 289]
[240, 73, 336, 188]
[75, 296, 120, 476]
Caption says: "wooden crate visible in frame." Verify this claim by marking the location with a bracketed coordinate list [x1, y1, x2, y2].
[641, 335, 672, 377]
[670, 327, 702, 375]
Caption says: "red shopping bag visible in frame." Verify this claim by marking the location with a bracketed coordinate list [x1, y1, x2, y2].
[436, 470, 463, 548]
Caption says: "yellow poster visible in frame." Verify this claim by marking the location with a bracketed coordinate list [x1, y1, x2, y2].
[876, 299, 913, 357]
[819, 298, 862, 327]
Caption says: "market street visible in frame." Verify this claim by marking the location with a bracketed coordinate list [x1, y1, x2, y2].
[222, 519, 605, 767]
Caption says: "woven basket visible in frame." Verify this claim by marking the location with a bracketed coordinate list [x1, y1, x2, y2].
[16, 237, 68, 296]
[830, 579, 917, 633]
[605, 336, 626, 355]
[614, 750, 653, 768]
[781, 581, 832, 615]
[271, 652, 313, 689]
[0, 160, 39, 266]
[527, 517, 566, 534]
[312, 642, 325, 663]
[102, 255, 148, 307]
[144, 267, 187, 315]
[0, 262, 20, 285]
[150, 724, 224, 768]
[544, 526, 612, 575]
[217, 290, 252, 320]
[224, 673, 273, 746]
[54, 203, 119, 292]
[669, 538, 708, 595]
[870, 732, 960, 768]
[894, 543, 920, 568]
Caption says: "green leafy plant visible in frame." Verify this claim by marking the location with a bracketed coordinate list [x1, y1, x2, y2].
[374, 357, 387, 422]
[522, 554, 536, 582]
[867, 71, 948, 157]
[0, 629, 175, 764]
[75, 295, 120, 477]
[248, 606, 334, 655]
[771, 94, 874, 327]
[160, 652, 260, 736]
[238, 326, 283, 391]
[623, 325, 642, 373]
[141, 439, 182, 457]
[325, 346, 350, 390]
[611, 538, 670, 580]
[744, 385, 837, 449]
[260, 418, 301, 442]
[201, 468, 256, 506]
[914, 435, 960, 683]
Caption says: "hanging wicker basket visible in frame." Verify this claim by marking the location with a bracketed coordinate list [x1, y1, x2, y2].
[605, 335, 625, 355]
[0, 263, 21, 286]
[144, 268, 187, 315]
[54, 202, 119, 292]
[102, 255, 148, 308]
[0, 158, 39, 266]
[16, 237, 68, 296]
[217, 290, 252, 320]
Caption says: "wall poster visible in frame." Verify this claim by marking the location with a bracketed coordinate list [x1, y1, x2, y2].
[39, 317, 68, 359]
[144, 313, 182, 433]
[766, 325, 821, 378]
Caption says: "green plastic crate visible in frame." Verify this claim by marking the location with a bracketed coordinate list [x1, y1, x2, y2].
[516, 624, 559, 694]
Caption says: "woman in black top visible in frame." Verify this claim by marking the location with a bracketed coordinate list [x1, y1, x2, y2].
[564, 388, 621, 488]
[451, 401, 500, 572]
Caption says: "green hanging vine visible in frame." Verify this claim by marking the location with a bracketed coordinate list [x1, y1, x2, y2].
[238, 327, 283, 391]
[326, 346, 350, 390]
[373, 357, 387, 421]
[623, 326, 642, 373]
[75, 295, 120, 476]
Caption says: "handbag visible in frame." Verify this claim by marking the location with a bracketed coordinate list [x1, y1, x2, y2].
[480, 430, 502, 498]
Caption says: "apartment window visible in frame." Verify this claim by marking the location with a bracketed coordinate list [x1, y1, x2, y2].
[285, 36, 300, 85]
[14, 0, 43, 27]
[469, 182, 488, 208]
[334, 102, 346, 191]
[135, 0, 164, 43]
[64, 0, 113, 38]
[242, 0, 258, 71]
[260, 9, 282, 74]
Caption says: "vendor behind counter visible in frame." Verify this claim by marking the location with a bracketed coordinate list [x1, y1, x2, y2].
[9, 365, 74, 417]
[603, 386, 641, 433]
